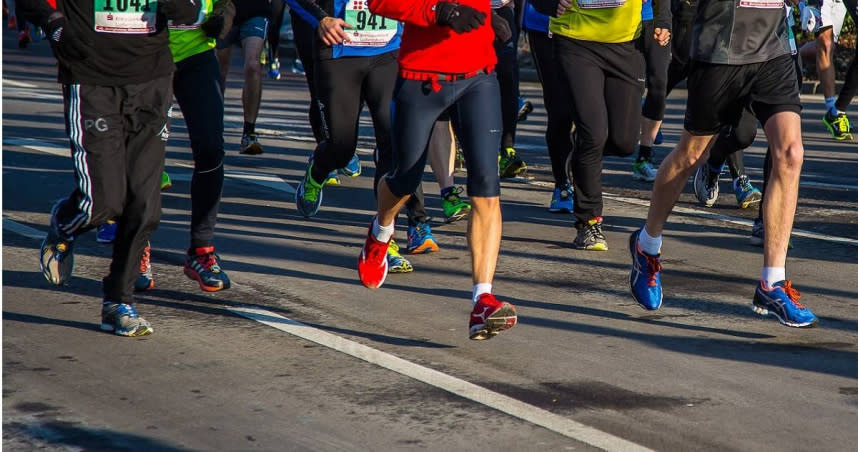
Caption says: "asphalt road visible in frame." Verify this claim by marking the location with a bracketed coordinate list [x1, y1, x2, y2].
[3, 29, 858, 451]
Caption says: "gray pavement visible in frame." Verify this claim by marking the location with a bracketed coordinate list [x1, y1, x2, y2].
[3, 29, 858, 451]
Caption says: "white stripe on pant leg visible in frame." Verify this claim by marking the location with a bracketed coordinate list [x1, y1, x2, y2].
[68, 84, 94, 229]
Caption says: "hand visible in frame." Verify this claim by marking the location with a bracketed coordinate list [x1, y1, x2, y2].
[45, 15, 88, 62]
[435, 2, 486, 34]
[654, 27, 670, 46]
[318, 16, 350, 46]
[556, 0, 572, 16]
[491, 10, 512, 42]
[200, 14, 225, 38]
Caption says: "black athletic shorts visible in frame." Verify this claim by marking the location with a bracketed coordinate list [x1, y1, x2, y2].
[684, 54, 801, 136]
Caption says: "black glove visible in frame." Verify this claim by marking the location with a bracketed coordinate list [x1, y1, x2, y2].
[435, 1, 486, 33]
[45, 16, 88, 63]
[490, 10, 511, 42]
[200, 14, 225, 38]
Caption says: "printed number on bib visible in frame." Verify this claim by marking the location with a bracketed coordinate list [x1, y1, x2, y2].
[94, 0, 157, 34]
[738, 0, 783, 9]
[344, 0, 397, 47]
[577, 0, 626, 9]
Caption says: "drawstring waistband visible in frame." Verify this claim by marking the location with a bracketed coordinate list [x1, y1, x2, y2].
[400, 67, 494, 92]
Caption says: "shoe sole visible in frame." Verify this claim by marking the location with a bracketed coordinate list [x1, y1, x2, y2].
[407, 242, 439, 254]
[240, 143, 263, 155]
[737, 192, 762, 209]
[184, 267, 228, 292]
[444, 210, 470, 223]
[469, 304, 517, 340]
[632, 173, 656, 182]
[101, 323, 154, 337]
[574, 242, 608, 251]
[388, 263, 414, 273]
[751, 299, 817, 328]
[548, 207, 573, 213]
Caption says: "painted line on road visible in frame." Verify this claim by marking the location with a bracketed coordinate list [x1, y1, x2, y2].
[3, 218, 44, 240]
[3, 137, 68, 157]
[228, 305, 652, 452]
[172, 162, 296, 195]
[519, 179, 858, 247]
[3, 79, 38, 88]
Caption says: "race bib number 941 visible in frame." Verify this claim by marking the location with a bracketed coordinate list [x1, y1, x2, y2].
[94, 0, 158, 34]
[343, 0, 397, 47]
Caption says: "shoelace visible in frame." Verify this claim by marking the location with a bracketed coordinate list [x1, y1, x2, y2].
[444, 186, 465, 202]
[139, 247, 151, 273]
[645, 254, 662, 287]
[195, 252, 220, 271]
[780, 280, 805, 308]
[836, 115, 850, 133]
[581, 222, 606, 243]
[303, 178, 320, 202]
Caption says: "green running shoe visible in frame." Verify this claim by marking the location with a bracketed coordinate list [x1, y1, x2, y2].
[161, 171, 172, 191]
[296, 163, 326, 218]
[823, 111, 853, 141]
[441, 186, 471, 223]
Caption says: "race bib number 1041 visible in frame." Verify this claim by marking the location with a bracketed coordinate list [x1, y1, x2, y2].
[94, 0, 158, 34]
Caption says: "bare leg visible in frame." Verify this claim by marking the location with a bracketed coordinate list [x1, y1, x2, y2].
[639, 117, 663, 147]
[376, 178, 411, 227]
[644, 131, 717, 236]
[761, 111, 803, 268]
[240, 36, 265, 125]
[816, 29, 837, 99]
[468, 196, 501, 284]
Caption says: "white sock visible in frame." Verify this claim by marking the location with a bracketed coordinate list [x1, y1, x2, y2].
[824, 97, 837, 114]
[472, 283, 492, 304]
[761, 267, 786, 290]
[372, 217, 394, 243]
[638, 226, 662, 256]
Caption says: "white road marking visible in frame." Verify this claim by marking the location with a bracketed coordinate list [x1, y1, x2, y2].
[228, 305, 653, 452]
[3, 79, 38, 88]
[3, 218, 44, 240]
[3, 137, 68, 157]
[172, 162, 296, 195]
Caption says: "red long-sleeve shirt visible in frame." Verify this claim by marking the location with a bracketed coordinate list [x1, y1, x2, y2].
[368, 0, 496, 75]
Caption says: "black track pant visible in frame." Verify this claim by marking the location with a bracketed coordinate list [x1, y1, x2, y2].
[555, 36, 644, 222]
[493, 4, 520, 150]
[55, 76, 171, 304]
[291, 10, 325, 143]
[529, 29, 574, 187]
[174, 49, 225, 250]
[641, 20, 672, 121]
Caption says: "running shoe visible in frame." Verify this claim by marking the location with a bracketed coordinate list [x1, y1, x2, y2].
[441, 186, 471, 223]
[749, 217, 794, 249]
[295, 163, 326, 218]
[548, 184, 574, 213]
[693, 163, 720, 207]
[454, 147, 466, 172]
[268, 57, 281, 80]
[308, 155, 340, 185]
[96, 220, 118, 244]
[101, 302, 153, 337]
[498, 147, 526, 178]
[358, 223, 390, 289]
[628, 229, 663, 310]
[654, 127, 664, 145]
[17, 28, 31, 48]
[338, 153, 362, 178]
[184, 246, 231, 292]
[406, 222, 439, 254]
[161, 171, 172, 191]
[468, 293, 517, 340]
[291, 58, 305, 75]
[135, 242, 155, 292]
[573, 217, 608, 251]
[516, 96, 533, 122]
[40, 200, 75, 286]
[822, 111, 853, 141]
[240, 132, 263, 155]
[733, 175, 762, 209]
[752, 280, 818, 328]
[632, 159, 658, 182]
[387, 240, 413, 273]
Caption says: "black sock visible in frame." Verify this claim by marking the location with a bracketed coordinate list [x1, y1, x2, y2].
[637, 145, 653, 162]
[243, 121, 255, 135]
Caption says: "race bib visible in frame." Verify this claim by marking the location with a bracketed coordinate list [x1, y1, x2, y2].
[577, 0, 626, 9]
[343, 0, 397, 47]
[739, 0, 784, 8]
[94, 0, 158, 34]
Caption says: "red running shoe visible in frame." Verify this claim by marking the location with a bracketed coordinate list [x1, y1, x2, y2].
[358, 224, 389, 289]
[469, 293, 517, 340]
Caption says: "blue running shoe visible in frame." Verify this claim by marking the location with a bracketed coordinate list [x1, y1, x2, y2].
[96, 220, 118, 244]
[101, 301, 153, 337]
[733, 175, 762, 209]
[406, 222, 439, 254]
[548, 184, 574, 213]
[339, 153, 362, 178]
[40, 200, 75, 286]
[752, 280, 818, 328]
[628, 229, 663, 310]
[296, 163, 326, 218]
